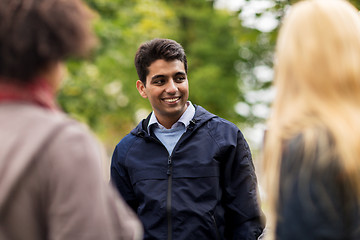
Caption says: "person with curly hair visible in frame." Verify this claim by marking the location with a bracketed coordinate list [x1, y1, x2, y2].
[0, 0, 143, 239]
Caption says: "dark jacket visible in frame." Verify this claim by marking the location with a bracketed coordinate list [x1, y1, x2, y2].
[276, 134, 360, 240]
[111, 105, 264, 240]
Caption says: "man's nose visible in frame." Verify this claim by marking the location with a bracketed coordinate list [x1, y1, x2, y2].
[165, 79, 178, 94]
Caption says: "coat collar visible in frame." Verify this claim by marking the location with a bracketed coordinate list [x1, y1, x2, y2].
[131, 104, 216, 137]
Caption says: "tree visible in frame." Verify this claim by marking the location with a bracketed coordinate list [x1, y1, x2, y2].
[58, 0, 251, 154]
[58, 0, 360, 155]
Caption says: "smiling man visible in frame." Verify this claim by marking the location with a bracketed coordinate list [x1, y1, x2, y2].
[136, 58, 188, 129]
[110, 38, 264, 240]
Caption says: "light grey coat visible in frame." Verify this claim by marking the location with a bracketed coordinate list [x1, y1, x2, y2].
[0, 103, 143, 240]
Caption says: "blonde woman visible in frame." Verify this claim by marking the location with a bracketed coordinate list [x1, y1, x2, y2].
[263, 0, 360, 239]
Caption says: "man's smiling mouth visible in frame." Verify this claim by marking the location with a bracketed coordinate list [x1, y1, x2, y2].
[163, 97, 180, 103]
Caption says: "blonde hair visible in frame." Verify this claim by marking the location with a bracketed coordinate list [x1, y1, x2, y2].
[263, 0, 360, 238]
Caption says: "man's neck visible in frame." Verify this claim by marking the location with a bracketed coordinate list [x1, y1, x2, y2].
[148, 101, 195, 131]
[157, 115, 182, 129]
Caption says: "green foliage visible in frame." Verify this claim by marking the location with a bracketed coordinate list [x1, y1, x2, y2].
[57, 0, 253, 154]
[58, 0, 360, 154]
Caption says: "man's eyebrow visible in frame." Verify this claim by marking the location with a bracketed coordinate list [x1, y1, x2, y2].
[174, 71, 186, 76]
[151, 74, 165, 80]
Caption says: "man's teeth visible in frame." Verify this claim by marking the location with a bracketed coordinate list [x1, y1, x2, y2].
[164, 97, 179, 103]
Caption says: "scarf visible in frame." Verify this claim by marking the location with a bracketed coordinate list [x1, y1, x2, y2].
[0, 78, 59, 111]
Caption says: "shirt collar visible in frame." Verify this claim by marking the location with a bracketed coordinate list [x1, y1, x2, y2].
[147, 101, 195, 132]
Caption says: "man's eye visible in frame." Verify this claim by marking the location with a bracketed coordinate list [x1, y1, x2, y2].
[176, 77, 186, 82]
[153, 79, 164, 84]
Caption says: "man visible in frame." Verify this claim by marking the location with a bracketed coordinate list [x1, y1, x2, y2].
[111, 38, 264, 240]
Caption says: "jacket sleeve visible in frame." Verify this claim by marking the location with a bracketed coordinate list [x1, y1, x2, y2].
[110, 138, 139, 212]
[221, 128, 265, 240]
[43, 123, 143, 240]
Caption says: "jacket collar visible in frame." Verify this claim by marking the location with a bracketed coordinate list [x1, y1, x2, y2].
[131, 104, 216, 138]
[147, 101, 195, 133]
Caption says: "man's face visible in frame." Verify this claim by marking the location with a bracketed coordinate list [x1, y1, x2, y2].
[136, 59, 189, 128]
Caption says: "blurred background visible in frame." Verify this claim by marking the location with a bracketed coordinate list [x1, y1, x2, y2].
[58, 0, 360, 164]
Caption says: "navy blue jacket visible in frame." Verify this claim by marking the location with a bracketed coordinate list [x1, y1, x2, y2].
[111, 105, 264, 240]
[276, 135, 360, 240]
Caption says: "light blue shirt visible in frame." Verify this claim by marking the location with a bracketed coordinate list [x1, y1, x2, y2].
[148, 101, 195, 155]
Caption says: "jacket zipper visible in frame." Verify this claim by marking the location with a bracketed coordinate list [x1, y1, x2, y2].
[165, 128, 194, 240]
[210, 214, 221, 240]
[167, 155, 172, 240]
[146, 134, 173, 240]
[145, 127, 195, 240]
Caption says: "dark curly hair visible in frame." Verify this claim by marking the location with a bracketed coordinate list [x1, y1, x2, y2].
[0, 0, 96, 83]
[134, 38, 188, 85]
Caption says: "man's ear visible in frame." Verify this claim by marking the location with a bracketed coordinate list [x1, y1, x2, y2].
[136, 80, 148, 98]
